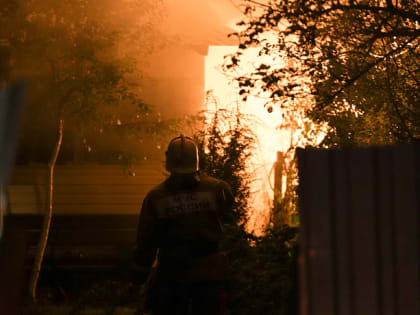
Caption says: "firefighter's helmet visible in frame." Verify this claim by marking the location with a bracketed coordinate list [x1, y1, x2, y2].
[165, 135, 199, 174]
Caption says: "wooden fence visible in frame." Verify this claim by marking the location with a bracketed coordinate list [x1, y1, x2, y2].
[3, 163, 167, 263]
[297, 144, 419, 315]
[6, 163, 166, 215]
[0, 163, 167, 307]
[1, 162, 165, 286]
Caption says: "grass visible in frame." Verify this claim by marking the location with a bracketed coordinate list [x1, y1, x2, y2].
[20, 268, 148, 315]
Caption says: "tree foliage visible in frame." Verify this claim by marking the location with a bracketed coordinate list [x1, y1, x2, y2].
[226, 0, 420, 146]
[1, 0, 168, 302]
[193, 110, 298, 315]
[194, 109, 255, 226]
[1, 0, 166, 162]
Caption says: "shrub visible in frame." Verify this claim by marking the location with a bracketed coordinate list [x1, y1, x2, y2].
[194, 109, 299, 315]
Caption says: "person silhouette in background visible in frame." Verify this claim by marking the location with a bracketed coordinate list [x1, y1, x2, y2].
[133, 135, 233, 315]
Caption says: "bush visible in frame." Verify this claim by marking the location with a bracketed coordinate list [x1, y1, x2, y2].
[194, 109, 299, 315]
[226, 225, 298, 315]
[194, 109, 254, 227]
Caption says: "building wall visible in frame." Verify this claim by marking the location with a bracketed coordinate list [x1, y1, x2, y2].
[7, 163, 166, 215]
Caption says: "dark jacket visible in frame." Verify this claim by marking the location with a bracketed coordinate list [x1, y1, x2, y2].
[134, 173, 233, 281]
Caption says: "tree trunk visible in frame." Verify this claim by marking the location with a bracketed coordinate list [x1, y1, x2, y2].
[29, 119, 63, 303]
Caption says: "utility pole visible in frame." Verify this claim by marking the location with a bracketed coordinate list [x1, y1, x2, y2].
[273, 151, 288, 225]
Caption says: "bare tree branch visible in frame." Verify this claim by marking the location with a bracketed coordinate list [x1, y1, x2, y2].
[321, 36, 418, 107]
[371, 28, 420, 38]
[244, 0, 271, 8]
[330, 3, 420, 22]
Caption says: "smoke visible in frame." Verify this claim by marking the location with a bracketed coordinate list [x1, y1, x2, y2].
[8, 0, 245, 163]
[138, 0, 241, 118]
[162, 0, 241, 40]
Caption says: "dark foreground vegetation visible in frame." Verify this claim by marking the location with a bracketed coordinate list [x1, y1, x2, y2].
[22, 226, 298, 315]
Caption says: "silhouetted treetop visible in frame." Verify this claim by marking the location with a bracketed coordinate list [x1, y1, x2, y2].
[227, 0, 419, 146]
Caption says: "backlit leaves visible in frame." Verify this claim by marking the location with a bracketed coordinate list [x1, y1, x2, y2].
[226, 0, 419, 146]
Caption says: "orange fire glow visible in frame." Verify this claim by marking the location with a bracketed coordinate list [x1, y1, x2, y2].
[205, 45, 325, 233]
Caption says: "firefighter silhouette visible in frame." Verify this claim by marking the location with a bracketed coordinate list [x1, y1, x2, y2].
[133, 135, 233, 315]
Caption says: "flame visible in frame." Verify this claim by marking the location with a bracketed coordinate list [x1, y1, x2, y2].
[205, 45, 324, 234]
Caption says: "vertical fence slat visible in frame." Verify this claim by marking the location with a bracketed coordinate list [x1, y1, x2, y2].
[349, 148, 378, 315]
[297, 149, 335, 315]
[377, 147, 395, 315]
[297, 149, 310, 315]
[298, 144, 418, 315]
[392, 145, 419, 315]
[333, 149, 352, 315]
